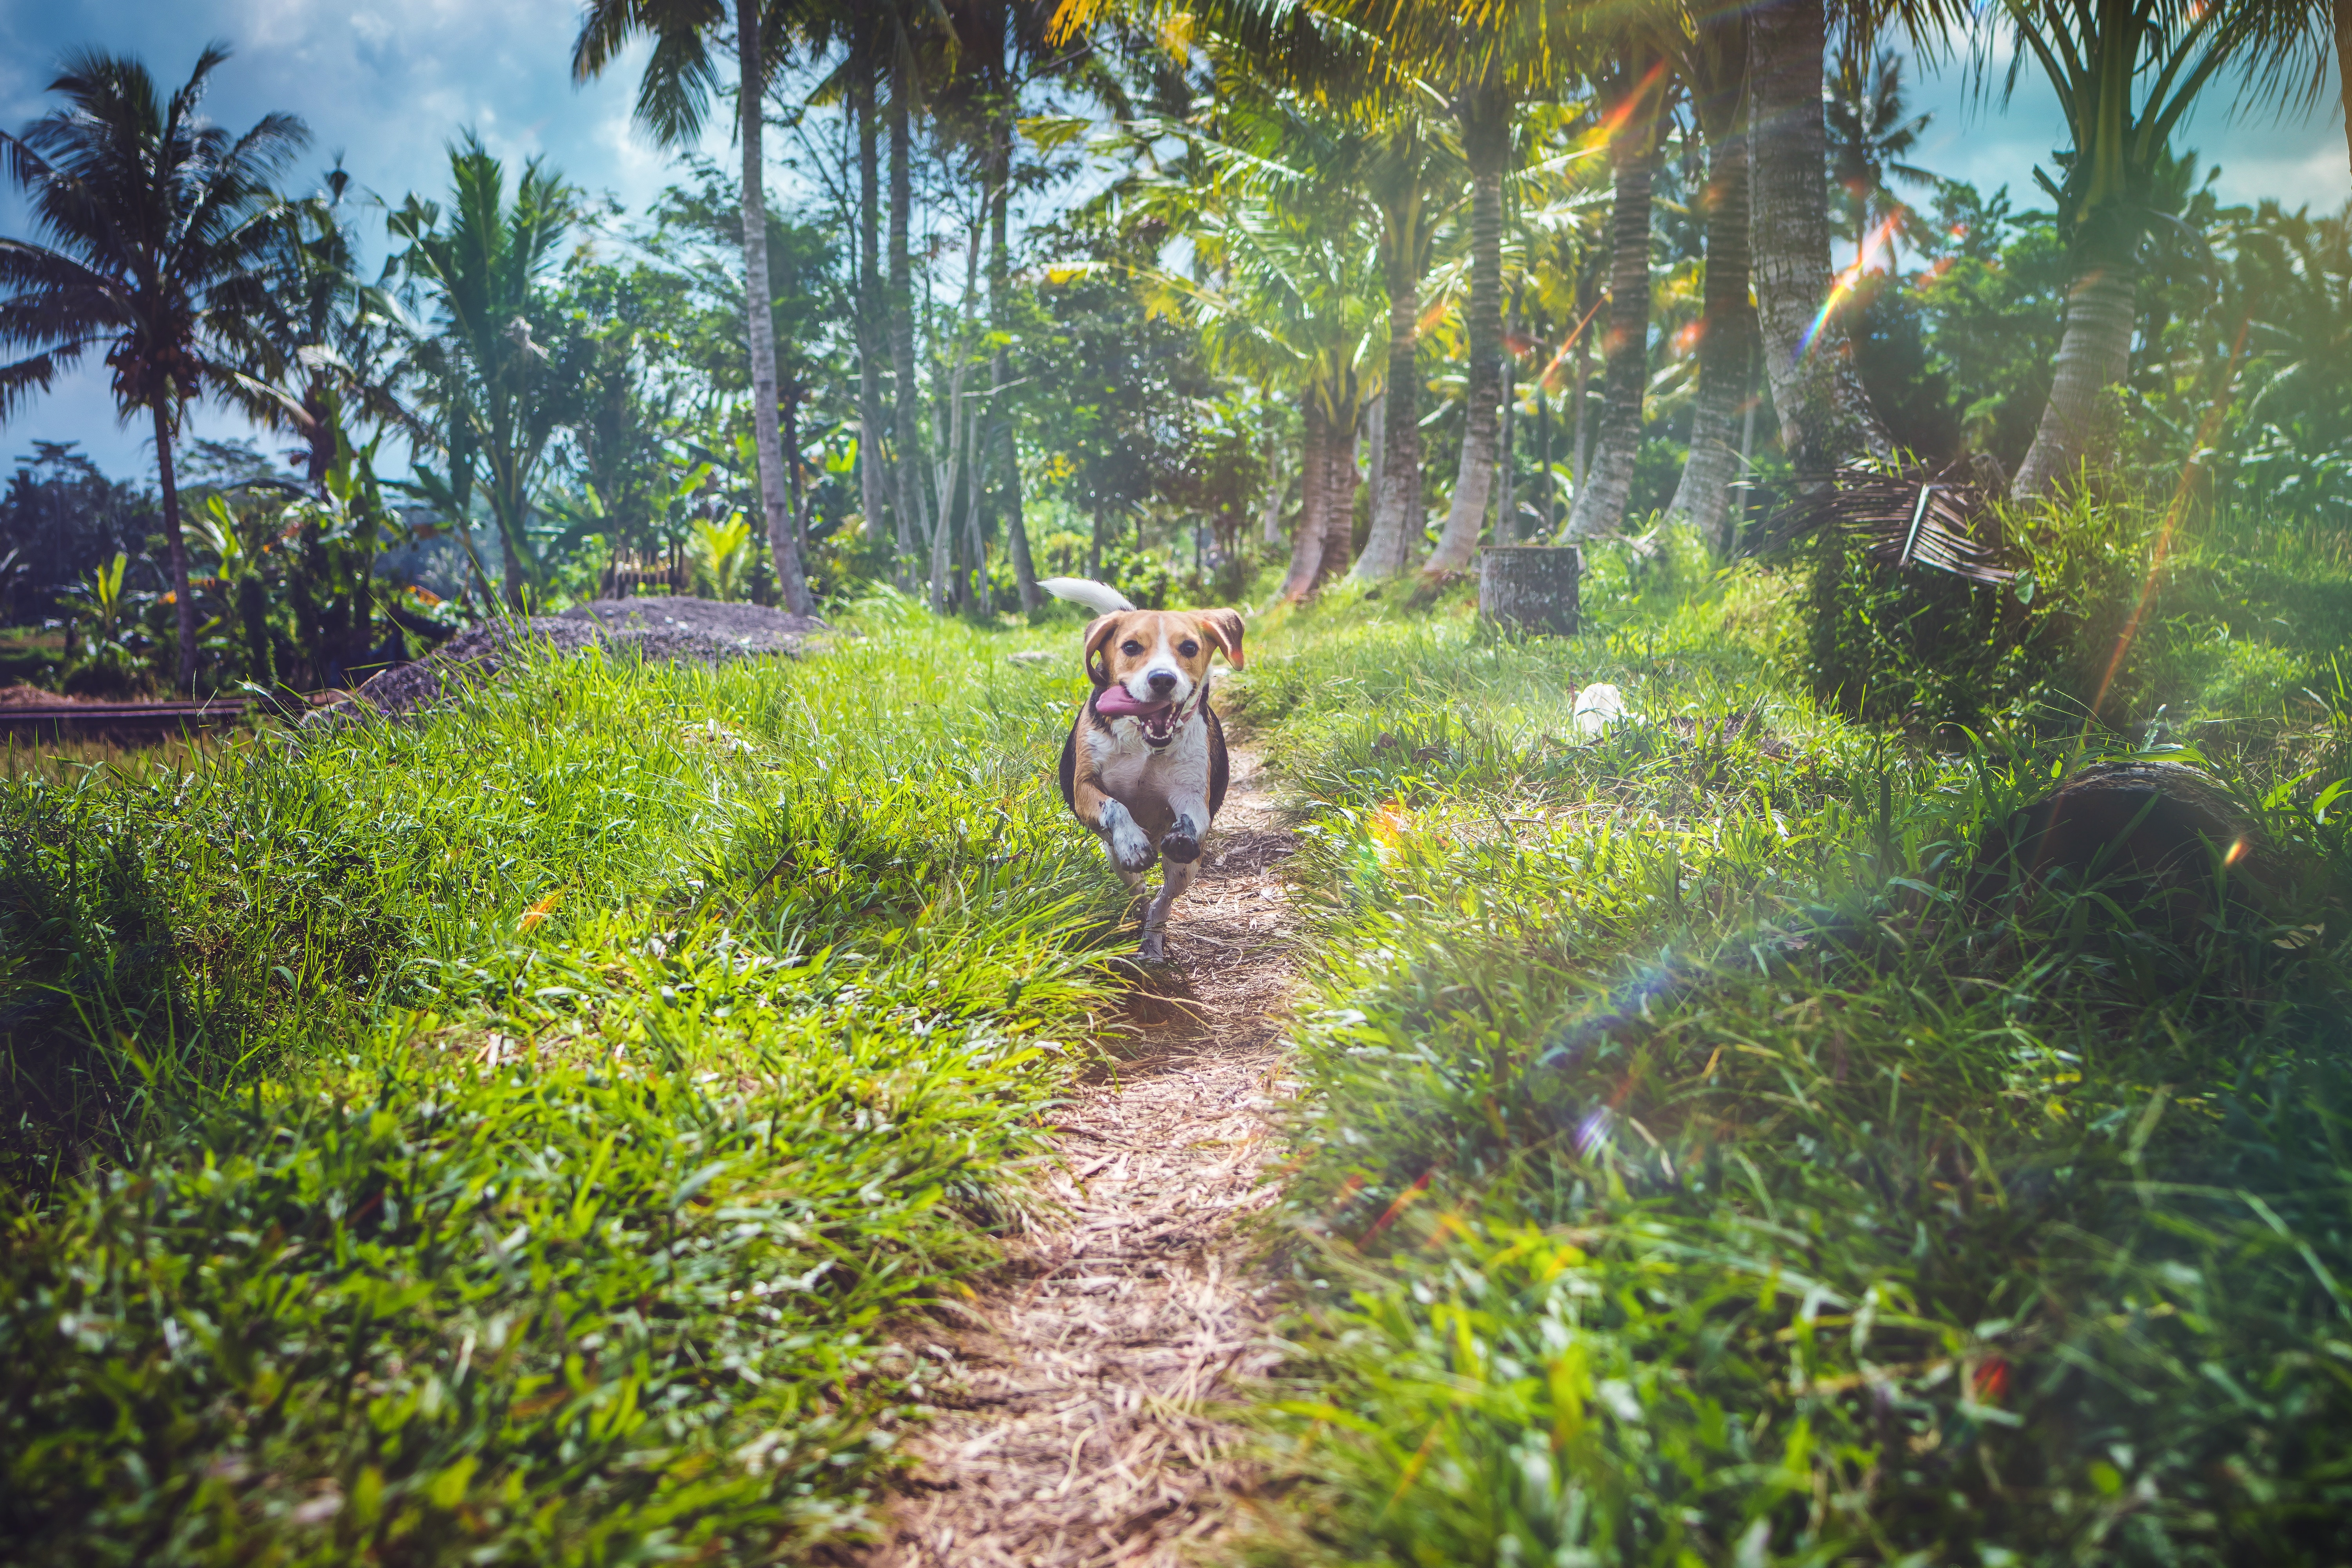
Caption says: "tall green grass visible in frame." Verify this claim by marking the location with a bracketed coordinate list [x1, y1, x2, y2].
[1236, 551, 2352, 1566]
[0, 619, 1121, 1562]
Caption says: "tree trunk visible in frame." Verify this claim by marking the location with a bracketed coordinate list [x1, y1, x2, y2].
[2011, 222, 2140, 499]
[739, 0, 813, 617]
[1749, 0, 1886, 479]
[888, 56, 922, 592]
[1496, 311, 1517, 546]
[152, 401, 196, 691]
[1320, 390, 1358, 585]
[1281, 392, 1329, 599]
[2338, 0, 2352, 183]
[1571, 276, 1593, 493]
[1087, 504, 1106, 579]
[782, 381, 809, 570]
[964, 387, 988, 612]
[1668, 121, 1756, 550]
[1565, 107, 1658, 541]
[1534, 368, 1551, 534]
[989, 104, 1039, 612]
[855, 46, 889, 556]
[1354, 181, 1424, 579]
[1261, 409, 1286, 547]
[1423, 85, 1510, 575]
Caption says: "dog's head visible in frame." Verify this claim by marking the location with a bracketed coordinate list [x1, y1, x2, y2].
[1082, 607, 1245, 749]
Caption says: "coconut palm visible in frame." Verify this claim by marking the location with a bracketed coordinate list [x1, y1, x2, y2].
[1352, 106, 1460, 580]
[1663, 2, 1759, 554]
[570, 0, 817, 614]
[1054, 0, 1580, 578]
[1135, 109, 1385, 599]
[1562, 40, 1674, 541]
[1749, 0, 1892, 477]
[1995, 0, 2273, 497]
[0, 44, 307, 689]
[240, 163, 410, 494]
[1825, 45, 1938, 266]
[387, 138, 578, 607]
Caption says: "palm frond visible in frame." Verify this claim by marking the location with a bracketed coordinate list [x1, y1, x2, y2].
[1747, 457, 2019, 586]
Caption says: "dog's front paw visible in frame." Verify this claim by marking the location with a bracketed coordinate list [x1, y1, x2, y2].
[1160, 827, 1201, 864]
[1107, 818, 1156, 873]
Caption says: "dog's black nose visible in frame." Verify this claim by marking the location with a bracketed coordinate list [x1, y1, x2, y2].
[1148, 670, 1178, 694]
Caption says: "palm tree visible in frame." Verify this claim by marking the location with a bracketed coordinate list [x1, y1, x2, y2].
[570, 0, 817, 615]
[1825, 46, 1937, 267]
[1995, 0, 2272, 497]
[1664, 3, 1759, 554]
[1352, 107, 1457, 581]
[1748, 0, 1889, 477]
[0, 44, 307, 689]
[1563, 42, 1673, 541]
[387, 138, 577, 606]
[1136, 96, 1385, 600]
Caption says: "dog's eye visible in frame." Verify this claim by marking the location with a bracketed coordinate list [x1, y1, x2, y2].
[1178, 640, 1200, 658]
[1120, 641, 1144, 656]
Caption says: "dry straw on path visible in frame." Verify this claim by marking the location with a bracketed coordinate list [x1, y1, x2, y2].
[870, 755, 1298, 1568]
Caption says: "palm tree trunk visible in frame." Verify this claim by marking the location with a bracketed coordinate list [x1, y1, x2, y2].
[738, 0, 813, 617]
[2011, 218, 2139, 499]
[1320, 391, 1359, 585]
[1571, 283, 1592, 493]
[1354, 184, 1423, 579]
[855, 45, 890, 555]
[1497, 314, 1517, 546]
[1261, 409, 1285, 548]
[1749, 0, 1886, 478]
[889, 56, 923, 592]
[1281, 392, 1329, 599]
[152, 402, 196, 691]
[1668, 122, 1755, 550]
[2338, 0, 2352, 183]
[782, 379, 809, 570]
[1565, 118, 1658, 541]
[989, 105, 1040, 611]
[1424, 85, 1510, 575]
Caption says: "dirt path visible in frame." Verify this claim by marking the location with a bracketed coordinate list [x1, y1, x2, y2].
[869, 751, 1296, 1568]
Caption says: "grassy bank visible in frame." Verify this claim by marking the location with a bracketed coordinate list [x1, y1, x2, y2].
[0, 609, 1120, 1563]
[1236, 529, 2352, 1565]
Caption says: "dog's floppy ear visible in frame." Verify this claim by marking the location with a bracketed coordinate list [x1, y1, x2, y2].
[1081, 612, 1123, 687]
[1196, 608, 1246, 669]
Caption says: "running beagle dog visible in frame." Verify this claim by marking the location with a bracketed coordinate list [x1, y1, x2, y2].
[1041, 578, 1245, 961]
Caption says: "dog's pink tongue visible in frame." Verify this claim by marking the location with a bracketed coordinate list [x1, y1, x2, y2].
[1095, 686, 1169, 718]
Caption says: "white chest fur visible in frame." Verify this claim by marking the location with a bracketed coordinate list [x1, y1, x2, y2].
[1085, 711, 1212, 839]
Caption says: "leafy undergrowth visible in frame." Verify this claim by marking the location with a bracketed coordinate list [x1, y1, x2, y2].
[1235, 568, 2352, 1566]
[0, 613, 1120, 1564]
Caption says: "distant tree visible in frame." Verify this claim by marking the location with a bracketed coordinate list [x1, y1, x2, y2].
[1825, 46, 1938, 267]
[0, 44, 307, 688]
[0, 442, 159, 624]
[570, 0, 818, 615]
[388, 136, 579, 606]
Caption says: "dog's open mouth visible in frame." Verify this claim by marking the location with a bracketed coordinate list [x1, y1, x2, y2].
[1098, 686, 1180, 747]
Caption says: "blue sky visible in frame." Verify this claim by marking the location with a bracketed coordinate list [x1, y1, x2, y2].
[0, 2, 2344, 481]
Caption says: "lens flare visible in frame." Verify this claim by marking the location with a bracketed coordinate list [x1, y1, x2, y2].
[1792, 212, 1905, 365]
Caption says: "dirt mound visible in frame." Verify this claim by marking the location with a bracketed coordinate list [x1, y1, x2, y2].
[341, 597, 826, 719]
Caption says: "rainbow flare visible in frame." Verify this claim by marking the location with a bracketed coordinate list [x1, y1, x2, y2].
[1792, 211, 1906, 364]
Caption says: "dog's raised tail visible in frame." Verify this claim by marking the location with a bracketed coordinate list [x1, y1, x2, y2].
[1039, 577, 1135, 614]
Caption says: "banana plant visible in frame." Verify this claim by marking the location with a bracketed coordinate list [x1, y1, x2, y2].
[687, 513, 752, 602]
